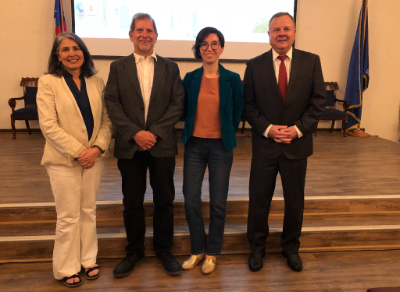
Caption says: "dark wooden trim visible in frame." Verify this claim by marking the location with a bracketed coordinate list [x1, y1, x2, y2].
[71, 0, 75, 33]
[169, 58, 248, 63]
[293, 0, 298, 49]
[0, 128, 367, 133]
[91, 55, 249, 63]
[0, 129, 42, 133]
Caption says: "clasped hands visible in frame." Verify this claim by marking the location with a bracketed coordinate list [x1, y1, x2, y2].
[77, 147, 101, 169]
[134, 130, 157, 151]
[268, 125, 298, 144]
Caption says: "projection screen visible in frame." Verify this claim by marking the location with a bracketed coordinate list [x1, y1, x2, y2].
[72, 0, 297, 60]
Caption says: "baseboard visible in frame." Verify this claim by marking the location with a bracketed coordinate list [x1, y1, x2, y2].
[0, 128, 362, 133]
[0, 129, 42, 133]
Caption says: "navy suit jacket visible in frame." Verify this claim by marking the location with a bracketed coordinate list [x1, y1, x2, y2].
[243, 49, 326, 159]
[181, 64, 243, 151]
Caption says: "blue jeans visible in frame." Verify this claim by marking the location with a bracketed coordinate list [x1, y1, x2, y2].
[183, 137, 233, 255]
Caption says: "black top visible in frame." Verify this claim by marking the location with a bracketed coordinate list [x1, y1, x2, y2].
[64, 73, 94, 140]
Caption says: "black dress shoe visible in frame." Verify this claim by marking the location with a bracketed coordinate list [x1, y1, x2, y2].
[282, 251, 302, 272]
[113, 253, 145, 278]
[156, 251, 182, 276]
[248, 252, 265, 272]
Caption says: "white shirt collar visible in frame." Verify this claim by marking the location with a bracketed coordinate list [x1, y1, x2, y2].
[133, 51, 157, 63]
[272, 47, 293, 60]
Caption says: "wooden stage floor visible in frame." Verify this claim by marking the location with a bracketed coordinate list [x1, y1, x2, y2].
[2, 251, 400, 291]
[1, 131, 400, 204]
[1, 132, 400, 291]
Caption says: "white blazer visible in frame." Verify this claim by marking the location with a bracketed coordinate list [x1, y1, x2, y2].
[37, 74, 112, 167]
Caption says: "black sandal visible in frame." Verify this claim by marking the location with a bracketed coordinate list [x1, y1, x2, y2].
[85, 265, 100, 280]
[62, 274, 82, 288]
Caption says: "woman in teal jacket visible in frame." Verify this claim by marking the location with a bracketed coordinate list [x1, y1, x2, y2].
[181, 27, 243, 274]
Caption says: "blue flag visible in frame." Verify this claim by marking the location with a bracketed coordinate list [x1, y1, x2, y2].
[344, 0, 369, 131]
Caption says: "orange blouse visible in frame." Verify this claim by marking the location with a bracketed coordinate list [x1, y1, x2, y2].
[192, 75, 222, 138]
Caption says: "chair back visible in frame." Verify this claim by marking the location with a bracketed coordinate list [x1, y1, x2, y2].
[325, 82, 339, 91]
[21, 77, 39, 108]
[25, 87, 38, 107]
[324, 82, 339, 108]
[326, 90, 335, 107]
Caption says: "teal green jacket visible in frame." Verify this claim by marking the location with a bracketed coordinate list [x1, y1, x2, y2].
[181, 64, 244, 151]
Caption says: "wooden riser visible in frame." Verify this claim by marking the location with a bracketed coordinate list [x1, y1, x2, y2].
[1, 213, 399, 236]
[1, 227, 400, 263]
[1, 196, 399, 262]
[2, 196, 399, 223]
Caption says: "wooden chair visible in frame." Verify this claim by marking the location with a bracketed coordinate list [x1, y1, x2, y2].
[314, 82, 349, 137]
[8, 77, 39, 139]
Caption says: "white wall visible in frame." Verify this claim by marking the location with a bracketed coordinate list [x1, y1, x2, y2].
[1, 0, 399, 141]
[296, 0, 360, 117]
[361, 0, 400, 141]
[1, 0, 55, 130]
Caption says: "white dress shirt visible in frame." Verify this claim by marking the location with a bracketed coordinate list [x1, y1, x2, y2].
[134, 51, 157, 123]
[264, 47, 303, 139]
[272, 47, 292, 83]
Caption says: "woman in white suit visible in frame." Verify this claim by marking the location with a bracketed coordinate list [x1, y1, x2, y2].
[37, 32, 112, 288]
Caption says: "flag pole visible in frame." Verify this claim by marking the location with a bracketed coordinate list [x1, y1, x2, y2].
[349, 0, 369, 138]
[60, 0, 65, 33]
[345, 0, 370, 138]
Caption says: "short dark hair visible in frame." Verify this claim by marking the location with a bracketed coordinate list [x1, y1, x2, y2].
[192, 27, 225, 60]
[269, 12, 296, 29]
[47, 32, 97, 77]
[130, 13, 158, 34]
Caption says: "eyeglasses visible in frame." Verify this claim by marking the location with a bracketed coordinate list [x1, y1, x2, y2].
[200, 42, 220, 51]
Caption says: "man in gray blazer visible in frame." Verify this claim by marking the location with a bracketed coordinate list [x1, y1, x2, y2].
[244, 13, 326, 272]
[105, 13, 184, 277]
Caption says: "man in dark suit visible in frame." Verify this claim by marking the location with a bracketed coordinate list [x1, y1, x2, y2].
[105, 13, 184, 277]
[244, 12, 326, 272]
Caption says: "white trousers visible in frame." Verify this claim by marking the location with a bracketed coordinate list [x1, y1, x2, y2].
[46, 161, 103, 280]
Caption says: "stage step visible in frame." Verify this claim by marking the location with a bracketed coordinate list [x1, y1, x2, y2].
[1, 224, 400, 263]
[2, 195, 399, 223]
[0, 195, 399, 262]
[1, 212, 399, 237]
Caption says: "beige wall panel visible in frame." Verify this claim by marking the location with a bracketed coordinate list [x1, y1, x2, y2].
[1, 0, 55, 130]
[361, 0, 400, 141]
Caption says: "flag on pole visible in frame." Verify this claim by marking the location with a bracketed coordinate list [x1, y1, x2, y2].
[55, 0, 67, 36]
[344, 0, 369, 131]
